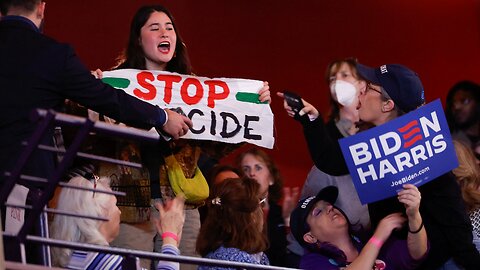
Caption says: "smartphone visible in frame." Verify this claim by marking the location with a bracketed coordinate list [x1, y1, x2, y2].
[283, 91, 304, 113]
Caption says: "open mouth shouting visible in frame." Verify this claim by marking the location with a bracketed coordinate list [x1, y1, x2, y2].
[330, 209, 343, 221]
[158, 41, 171, 54]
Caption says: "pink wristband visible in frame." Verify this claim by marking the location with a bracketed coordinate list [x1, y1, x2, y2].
[368, 236, 383, 249]
[161, 232, 178, 242]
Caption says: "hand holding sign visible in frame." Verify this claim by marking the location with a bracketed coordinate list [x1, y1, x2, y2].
[339, 100, 458, 204]
[101, 69, 275, 148]
[162, 108, 193, 140]
[398, 184, 424, 237]
[91, 68, 104, 79]
[258, 81, 271, 104]
[397, 184, 421, 219]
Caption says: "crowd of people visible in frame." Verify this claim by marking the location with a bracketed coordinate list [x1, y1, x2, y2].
[1, 0, 479, 270]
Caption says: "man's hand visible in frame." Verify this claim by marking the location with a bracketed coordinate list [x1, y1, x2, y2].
[162, 109, 193, 140]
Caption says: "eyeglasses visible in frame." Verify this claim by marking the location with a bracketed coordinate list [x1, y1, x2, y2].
[366, 83, 382, 95]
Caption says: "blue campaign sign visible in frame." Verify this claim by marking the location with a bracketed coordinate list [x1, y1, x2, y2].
[339, 99, 458, 204]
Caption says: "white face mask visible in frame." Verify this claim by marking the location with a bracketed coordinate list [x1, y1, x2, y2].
[330, 80, 358, 106]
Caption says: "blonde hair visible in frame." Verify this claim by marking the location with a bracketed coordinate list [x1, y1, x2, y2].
[453, 140, 480, 212]
[50, 176, 114, 267]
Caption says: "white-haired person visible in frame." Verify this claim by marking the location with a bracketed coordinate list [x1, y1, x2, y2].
[50, 176, 185, 270]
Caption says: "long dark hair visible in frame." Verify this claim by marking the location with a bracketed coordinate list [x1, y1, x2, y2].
[116, 5, 192, 74]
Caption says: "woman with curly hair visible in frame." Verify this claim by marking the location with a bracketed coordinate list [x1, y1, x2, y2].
[453, 140, 480, 251]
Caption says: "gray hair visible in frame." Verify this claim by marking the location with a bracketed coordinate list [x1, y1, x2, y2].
[50, 176, 113, 267]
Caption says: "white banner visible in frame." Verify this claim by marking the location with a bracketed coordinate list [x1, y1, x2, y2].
[103, 69, 274, 149]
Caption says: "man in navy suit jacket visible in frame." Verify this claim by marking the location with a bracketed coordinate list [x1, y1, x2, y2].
[0, 0, 194, 264]
[0, 0, 193, 185]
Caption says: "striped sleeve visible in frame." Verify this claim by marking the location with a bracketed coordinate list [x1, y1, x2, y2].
[88, 253, 123, 270]
[68, 251, 123, 270]
[156, 244, 180, 270]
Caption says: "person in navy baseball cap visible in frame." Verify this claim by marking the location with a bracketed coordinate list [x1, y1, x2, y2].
[279, 61, 480, 268]
[289, 185, 428, 269]
[290, 186, 340, 248]
[356, 64, 425, 125]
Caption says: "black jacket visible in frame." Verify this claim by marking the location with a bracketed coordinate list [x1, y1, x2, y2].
[299, 115, 480, 270]
[0, 16, 165, 184]
[265, 201, 288, 267]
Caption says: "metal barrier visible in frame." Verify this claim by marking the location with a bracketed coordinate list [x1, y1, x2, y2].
[1, 109, 297, 270]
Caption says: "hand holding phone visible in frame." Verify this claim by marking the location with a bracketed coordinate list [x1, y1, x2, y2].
[283, 91, 304, 114]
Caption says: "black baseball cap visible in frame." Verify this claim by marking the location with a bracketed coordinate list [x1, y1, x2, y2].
[357, 63, 425, 113]
[290, 186, 338, 248]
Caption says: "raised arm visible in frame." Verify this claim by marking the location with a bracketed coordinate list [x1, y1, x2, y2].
[398, 184, 428, 260]
[276, 92, 348, 175]
[154, 196, 186, 270]
[348, 213, 406, 270]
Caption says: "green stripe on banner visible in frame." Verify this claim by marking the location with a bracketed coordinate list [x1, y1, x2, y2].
[102, 77, 131, 89]
[235, 92, 268, 104]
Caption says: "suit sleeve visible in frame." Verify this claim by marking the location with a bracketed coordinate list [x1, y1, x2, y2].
[57, 44, 166, 130]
